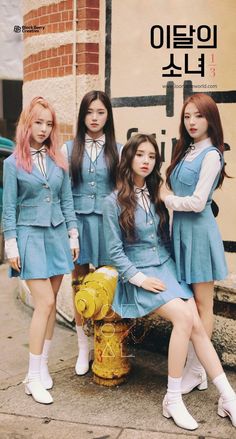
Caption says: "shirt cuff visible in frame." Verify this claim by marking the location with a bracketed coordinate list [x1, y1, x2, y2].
[5, 238, 19, 259]
[69, 237, 79, 250]
[129, 272, 147, 287]
[68, 228, 79, 238]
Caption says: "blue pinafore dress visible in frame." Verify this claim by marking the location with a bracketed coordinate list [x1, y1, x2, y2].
[170, 146, 228, 284]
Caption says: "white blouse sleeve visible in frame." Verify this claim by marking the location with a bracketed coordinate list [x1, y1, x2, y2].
[165, 151, 221, 213]
[129, 271, 147, 287]
[5, 238, 19, 259]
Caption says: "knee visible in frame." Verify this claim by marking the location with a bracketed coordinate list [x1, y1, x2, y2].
[40, 296, 55, 316]
[191, 314, 206, 337]
[174, 307, 194, 336]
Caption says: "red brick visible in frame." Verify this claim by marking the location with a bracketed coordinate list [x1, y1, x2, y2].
[78, 8, 99, 19]
[40, 60, 48, 69]
[62, 55, 69, 65]
[62, 11, 68, 20]
[65, 65, 72, 75]
[50, 12, 61, 23]
[77, 18, 99, 30]
[65, 21, 73, 30]
[59, 1, 67, 11]
[52, 23, 59, 32]
[65, 44, 72, 54]
[58, 67, 65, 76]
[40, 15, 49, 25]
[78, 0, 99, 8]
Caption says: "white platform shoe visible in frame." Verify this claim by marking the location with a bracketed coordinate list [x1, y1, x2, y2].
[75, 349, 94, 375]
[218, 396, 236, 427]
[181, 367, 208, 394]
[162, 394, 198, 430]
[23, 377, 53, 404]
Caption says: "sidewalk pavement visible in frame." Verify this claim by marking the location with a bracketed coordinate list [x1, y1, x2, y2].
[0, 264, 235, 439]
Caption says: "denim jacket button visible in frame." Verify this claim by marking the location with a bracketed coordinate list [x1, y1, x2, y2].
[46, 197, 51, 202]
[152, 246, 156, 251]
[149, 220, 153, 225]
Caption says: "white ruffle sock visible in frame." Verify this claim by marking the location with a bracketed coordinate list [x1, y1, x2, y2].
[163, 376, 198, 430]
[23, 352, 53, 404]
[213, 372, 236, 427]
[181, 341, 207, 394]
[40, 339, 53, 389]
[75, 325, 90, 375]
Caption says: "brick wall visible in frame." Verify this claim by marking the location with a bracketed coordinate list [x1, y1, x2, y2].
[22, 0, 101, 144]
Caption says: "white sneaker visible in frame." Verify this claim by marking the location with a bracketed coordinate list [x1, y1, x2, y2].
[181, 367, 208, 394]
[23, 377, 53, 404]
[218, 396, 236, 427]
[162, 394, 198, 430]
[40, 362, 53, 390]
[75, 350, 93, 376]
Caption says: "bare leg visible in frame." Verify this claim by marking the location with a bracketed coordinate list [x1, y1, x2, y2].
[185, 299, 222, 379]
[187, 299, 236, 427]
[40, 274, 63, 389]
[24, 278, 55, 404]
[26, 279, 56, 355]
[154, 298, 198, 431]
[192, 281, 214, 337]
[155, 298, 193, 377]
[181, 282, 214, 393]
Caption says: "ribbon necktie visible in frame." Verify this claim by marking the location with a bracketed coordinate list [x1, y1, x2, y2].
[31, 146, 48, 178]
[135, 186, 151, 222]
[85, 137, 105, 171]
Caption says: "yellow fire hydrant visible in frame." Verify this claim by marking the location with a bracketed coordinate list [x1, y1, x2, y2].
[74, 266, 132, 386]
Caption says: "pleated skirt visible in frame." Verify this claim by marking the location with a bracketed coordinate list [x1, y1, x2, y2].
[10, 222, 74, 279]
[111, 257, 193, 318]
[172, 206, 228, 284]
[75, 212, 110, 267]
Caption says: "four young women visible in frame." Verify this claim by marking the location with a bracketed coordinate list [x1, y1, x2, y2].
[2, 92, 235, 431]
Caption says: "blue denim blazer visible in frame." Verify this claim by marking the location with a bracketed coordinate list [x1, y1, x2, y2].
[2, 153, 77, 239]
[102, 192, 170, 282]
[66, 140, 122, 214]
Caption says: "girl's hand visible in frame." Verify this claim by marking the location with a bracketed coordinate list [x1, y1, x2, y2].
[72, 247, 79, 262]
[160, 184, 172, 202]
[141, 277, 166, 293]
[9, 256, 21, 272]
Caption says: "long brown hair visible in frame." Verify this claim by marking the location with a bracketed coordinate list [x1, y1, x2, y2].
[166, 93, 226, 188]
[117, 133, 169, 242]
[71, 90, 119, 186]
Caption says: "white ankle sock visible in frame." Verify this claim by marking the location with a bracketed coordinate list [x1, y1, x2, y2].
[42, 339, 52, 364]
[76, 325, 89, 352]
[167, 376, 182, 403]
[213, 372, 235, 401]
[28, 353, 41, 381]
